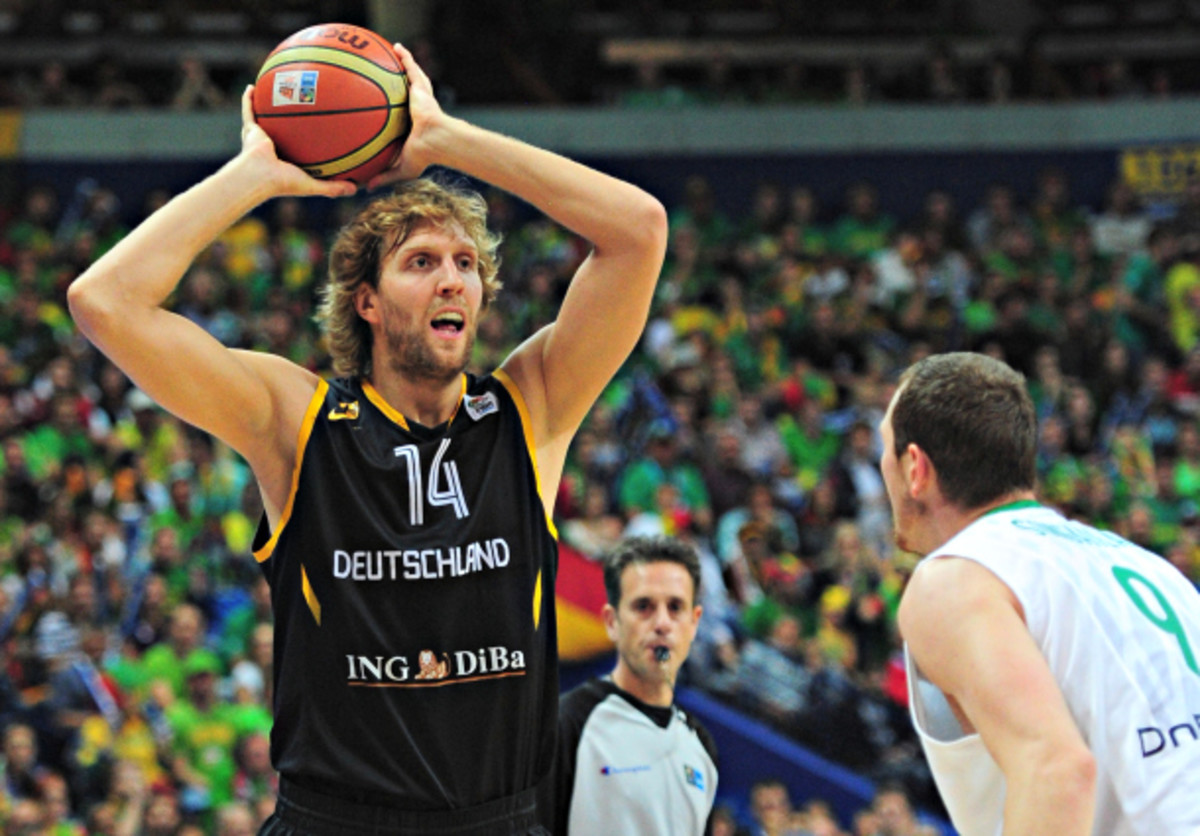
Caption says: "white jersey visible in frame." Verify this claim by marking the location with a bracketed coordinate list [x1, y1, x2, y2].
[905, 503, 1200, 836]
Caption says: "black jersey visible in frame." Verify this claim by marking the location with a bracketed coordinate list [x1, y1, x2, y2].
[550, 679, 718, 835]
[253, 372, 559, 811]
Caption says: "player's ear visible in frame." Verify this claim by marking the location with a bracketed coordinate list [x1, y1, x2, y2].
[601, 603, 618, 641]
[906, 443, 932, 497]
[355, 282, 379, 322]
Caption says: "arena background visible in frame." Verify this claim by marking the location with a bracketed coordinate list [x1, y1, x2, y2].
[3, 1, 1200, 834]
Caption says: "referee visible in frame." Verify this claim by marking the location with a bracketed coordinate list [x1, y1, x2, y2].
[547, 536, 719, 835]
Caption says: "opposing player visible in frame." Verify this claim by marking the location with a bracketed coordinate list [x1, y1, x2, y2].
[882, 351, 1200, 835]
[69, 42, 667, 836]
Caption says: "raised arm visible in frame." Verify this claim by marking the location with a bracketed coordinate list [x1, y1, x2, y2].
[899, 557, 1097, 836]
[372, 45, 668, 467]
[68, 90, 356, 516]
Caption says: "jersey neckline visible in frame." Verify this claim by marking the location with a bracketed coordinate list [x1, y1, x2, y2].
[981, 498, 1041, 517]
[360, 375, 467, 433]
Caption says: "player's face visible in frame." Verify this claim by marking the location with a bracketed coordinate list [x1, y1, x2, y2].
[606, 561, 701, 689]
[880, 392, 925, 554]
[372, 220, 484, 383]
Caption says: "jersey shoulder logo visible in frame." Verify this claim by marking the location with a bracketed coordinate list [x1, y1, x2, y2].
[328, 401, 360, 421]
[464, 392, 499, 421]
[684, 764, 705, 791]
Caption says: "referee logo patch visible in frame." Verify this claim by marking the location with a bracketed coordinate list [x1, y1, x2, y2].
[684, 764, 705, 791]
[600, 764, 650, 775]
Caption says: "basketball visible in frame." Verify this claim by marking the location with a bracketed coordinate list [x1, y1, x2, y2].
[252, 23, 409, 185]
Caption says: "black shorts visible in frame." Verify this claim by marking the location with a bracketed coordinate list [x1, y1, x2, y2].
[259, 777, 550, 836]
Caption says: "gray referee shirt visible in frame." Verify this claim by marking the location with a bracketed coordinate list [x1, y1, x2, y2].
[548, 678, 718, 835]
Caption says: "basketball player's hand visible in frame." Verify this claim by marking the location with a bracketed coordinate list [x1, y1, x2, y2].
[238, 87, 357, 199]
[368, 42, 444, 190]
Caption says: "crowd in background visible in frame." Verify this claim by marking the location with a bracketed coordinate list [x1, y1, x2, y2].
[2, 157, 1200, 835]
[2, 0, 1200, 110]
[1, 42, 1190, 114]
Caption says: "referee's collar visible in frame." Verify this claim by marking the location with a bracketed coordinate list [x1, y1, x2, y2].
[600, 676, 676, 729]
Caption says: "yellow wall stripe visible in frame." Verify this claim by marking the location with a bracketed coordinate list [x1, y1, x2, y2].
[253, 379, 329, 563]
[493, 369, 558, 539]
[556, 601, 614, 661]
[0, 110, 21, 159]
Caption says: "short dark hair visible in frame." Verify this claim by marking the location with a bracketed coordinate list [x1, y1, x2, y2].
[891, 352, 1036, 509]
[602, 536, 702, 608]
[873, 781, 914, 809]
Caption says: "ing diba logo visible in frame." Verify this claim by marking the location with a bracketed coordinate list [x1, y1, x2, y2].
[345, 645, 527, 687]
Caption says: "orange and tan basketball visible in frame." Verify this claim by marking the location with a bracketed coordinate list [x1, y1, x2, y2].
[252, 23, 409, 185]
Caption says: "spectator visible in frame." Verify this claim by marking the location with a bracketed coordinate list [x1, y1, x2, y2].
[1089, 178, 1151, 257]
[170, 54, 227, 110]
[669, 175, 734, 268]
[966, 183, 1032, 255]
[559, 481, 625, 558]
[870, 784, 938, 836]
[731, 392, 789, 481]
[139, 602, 206, 698]
[216, 800, 257, 836]
[141, 789, 183, 836]
[619, 424, 713, 532]
[829, 421, 890, 558]
[230, 731, 276, 810]
[228, 621, 272, 707]
[747, 778, 807, 836]
[15, 60, 85, 108]
[920, 44, 965, 103]
[830, 182, 895, 260]
[1114, 223, 1177, 357]
[714, 481, 800, 567]
[95, 58, 147, 110]
[165, 649, 269, 818]
[3, 723, 49, 801]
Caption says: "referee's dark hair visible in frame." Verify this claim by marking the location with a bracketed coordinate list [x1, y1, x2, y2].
[602, 536, 702, 607]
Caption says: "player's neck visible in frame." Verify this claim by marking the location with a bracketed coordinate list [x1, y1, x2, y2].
[932, 489, 1039, 550]
[611, 663, 673, 707]
[366, 367, 465, 428]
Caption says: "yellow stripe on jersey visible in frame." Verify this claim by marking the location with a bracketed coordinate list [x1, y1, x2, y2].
[361, 379, 409, 430]
[301, 565, 321, 625]
[533, 569, 542, 631]
[493, 368, 558, 539]
[362, 376, 467, 430]
[254, 379, 329, 563]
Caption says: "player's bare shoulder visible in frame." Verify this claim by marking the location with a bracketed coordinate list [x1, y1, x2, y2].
[228, 349, 322, 500]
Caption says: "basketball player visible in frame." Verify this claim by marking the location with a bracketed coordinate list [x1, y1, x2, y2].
[882, 352, 1200, 835]
[68, 43, 667, 836]
[548, 536, 717, 835]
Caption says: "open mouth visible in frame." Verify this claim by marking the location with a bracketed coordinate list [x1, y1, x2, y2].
[430, 312, 465, 334]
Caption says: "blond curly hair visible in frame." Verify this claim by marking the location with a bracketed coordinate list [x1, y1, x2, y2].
[316, 177, 503, 378]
